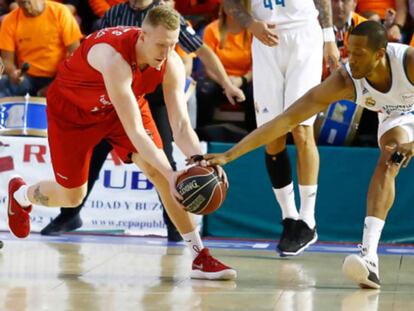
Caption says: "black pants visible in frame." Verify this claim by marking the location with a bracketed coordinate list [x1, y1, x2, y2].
[59, 84, 178, 230]
[196, 77, 256, 131]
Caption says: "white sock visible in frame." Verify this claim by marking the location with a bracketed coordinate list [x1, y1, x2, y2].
[362, 216, 384, 260]
[182, 230, 204, 260]
[273, 182, 298, 220]
[13, 185, 31, 207]
[298, 185, 317, 229]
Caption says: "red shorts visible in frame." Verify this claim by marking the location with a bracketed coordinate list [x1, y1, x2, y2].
[46, 84, 163, 188]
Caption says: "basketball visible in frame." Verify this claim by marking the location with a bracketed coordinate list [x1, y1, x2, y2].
[176, 166, 227, 215]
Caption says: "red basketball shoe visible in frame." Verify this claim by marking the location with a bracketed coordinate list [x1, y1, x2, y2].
[7, 177, 32, 239]
[191, 248, 237, 280]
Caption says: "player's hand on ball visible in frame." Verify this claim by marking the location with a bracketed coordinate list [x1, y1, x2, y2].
[203, 153, 229, 167]
[186, 154, 208, 167]
[168, 170, 185, 204]
[214, 165, 229, 187]
[385, 143, 414, 168]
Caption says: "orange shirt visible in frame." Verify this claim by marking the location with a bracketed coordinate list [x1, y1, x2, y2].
[203, 20, 252, 77]
[88, 0, 126, 17]
[356, 0, 395, 19]
[410, 34, 414, 47]
[0, 1, 82, 78]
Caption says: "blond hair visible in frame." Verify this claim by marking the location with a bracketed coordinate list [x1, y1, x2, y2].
[143, 6, 180, 31]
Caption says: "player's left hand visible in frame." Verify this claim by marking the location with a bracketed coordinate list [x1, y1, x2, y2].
[203, 153, 230, 167]
[185, 154, 208, 167]
[323, 41, 340, 71]
[223, 82, 245, 105]
[385, 143, 414, 168]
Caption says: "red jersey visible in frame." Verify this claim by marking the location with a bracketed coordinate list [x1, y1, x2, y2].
[53, 26, 166, 115]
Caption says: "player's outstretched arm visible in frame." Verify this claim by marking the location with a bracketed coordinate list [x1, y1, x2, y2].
[87, 44, 174, 180]
[205, 68, 355, 166]
[163, 51, 204, 158]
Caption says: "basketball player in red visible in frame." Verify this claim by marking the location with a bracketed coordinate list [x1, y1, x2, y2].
[6, 6, 236, 280]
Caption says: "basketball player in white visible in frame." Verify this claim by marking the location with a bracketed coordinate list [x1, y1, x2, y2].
[205, 21, 414, 289]
[223, 0, 340, 256]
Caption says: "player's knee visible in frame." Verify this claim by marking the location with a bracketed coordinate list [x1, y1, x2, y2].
[292, 126, 315, 149]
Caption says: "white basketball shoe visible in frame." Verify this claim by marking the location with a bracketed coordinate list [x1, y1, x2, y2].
[342, 246, 380, 289]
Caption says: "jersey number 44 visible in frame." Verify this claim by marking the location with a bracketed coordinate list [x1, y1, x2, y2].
[263, 0, 285, 9]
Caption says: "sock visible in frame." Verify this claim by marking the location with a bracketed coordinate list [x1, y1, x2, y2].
[362, 216, 384, 260]
[274, 183, 298, 220]
[13, 185, 31, 207]
[182, 230, 204, 260]
[298, 185, 317, 229]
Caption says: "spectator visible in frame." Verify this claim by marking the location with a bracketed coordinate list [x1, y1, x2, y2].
[196, 5, 256, 132]
[175, 0, 221, 29]
[0, 0, 82, 97]
[356, 0, 407, 41]
[325, 0, 367, 77]
[88, 0, 124, 17]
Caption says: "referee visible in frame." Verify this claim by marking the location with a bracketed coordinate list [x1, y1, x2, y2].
[40, 0, 244, 241]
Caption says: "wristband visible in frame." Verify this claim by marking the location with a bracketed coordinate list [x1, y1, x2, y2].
[190, 154, 204, 162]
[322, 27, 335, 42]
[390, 152, 404, 164]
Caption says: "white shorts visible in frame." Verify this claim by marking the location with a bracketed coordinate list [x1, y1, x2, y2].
[252, 20, 323, 127]
[377, 113, 414, 145]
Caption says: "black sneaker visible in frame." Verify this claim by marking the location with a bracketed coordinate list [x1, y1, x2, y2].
[40, 213, 83, 236]
[278, 219, 318, 257]
[276, 218, 298, 255]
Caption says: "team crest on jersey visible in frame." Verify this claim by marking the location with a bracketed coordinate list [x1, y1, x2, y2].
[364, 97, 376, 108]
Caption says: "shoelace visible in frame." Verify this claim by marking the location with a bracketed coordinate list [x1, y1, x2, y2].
[357, 244, 377, 269]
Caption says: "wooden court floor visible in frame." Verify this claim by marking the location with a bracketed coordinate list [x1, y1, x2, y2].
[0, 233, 413, 311]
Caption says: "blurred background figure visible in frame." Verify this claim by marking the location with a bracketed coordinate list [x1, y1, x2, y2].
[196, 3, 255, 133]
[0, 0, 82, 97]
[356, 0, 407, 42]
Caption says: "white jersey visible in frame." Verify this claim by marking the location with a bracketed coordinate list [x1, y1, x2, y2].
[345, 43, 414, 118]
[251, 0, 319, 30]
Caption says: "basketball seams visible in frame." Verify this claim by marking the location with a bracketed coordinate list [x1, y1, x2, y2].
[195, 183, 218, 214]
[181, 176, 220, 205]
[176, 166, 227, 215]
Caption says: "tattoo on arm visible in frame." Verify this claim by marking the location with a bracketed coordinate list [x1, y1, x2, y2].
[33, 186, 50, 206]
[223, 0, 253, 28]
[313, 0, 333, 28]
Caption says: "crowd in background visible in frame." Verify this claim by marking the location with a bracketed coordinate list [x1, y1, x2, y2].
[0, 0, 414, 145]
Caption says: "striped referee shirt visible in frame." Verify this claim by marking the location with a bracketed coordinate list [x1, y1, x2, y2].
[100, 2, 203, 53]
